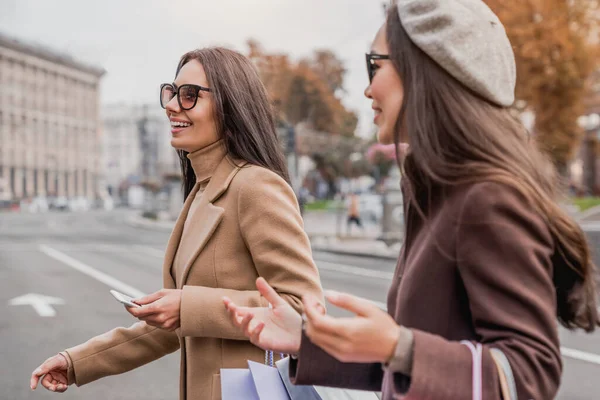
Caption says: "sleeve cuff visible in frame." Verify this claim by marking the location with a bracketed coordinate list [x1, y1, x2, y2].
[60, 351, 76, 386]
[383, 326, 414, 376]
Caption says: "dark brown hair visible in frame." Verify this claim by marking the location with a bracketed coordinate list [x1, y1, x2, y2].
[386, 5, 599, 331]
[175, 47, 289, 199]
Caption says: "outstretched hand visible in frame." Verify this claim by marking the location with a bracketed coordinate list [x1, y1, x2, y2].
[302, 291, 400, 364]
[223, 277, 307, 355]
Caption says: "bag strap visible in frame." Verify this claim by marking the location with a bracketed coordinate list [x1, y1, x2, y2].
[491, 348, 518, 400]
[460, 341, 483, 400]
[264, 303, 285, 367]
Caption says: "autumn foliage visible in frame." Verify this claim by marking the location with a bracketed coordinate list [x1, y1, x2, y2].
[484, 0, 600, 172]
[246, 40, 358, 137]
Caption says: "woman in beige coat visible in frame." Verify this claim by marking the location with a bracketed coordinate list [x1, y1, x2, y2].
[30, 47, 323, 400]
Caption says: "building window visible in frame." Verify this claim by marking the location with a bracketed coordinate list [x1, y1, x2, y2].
[45, 169, 49, 195]
[22, 167, 27, 198]
[34, 169, 39, 196]
[74, 169, 79, 195]
[10, 167, 15, 199]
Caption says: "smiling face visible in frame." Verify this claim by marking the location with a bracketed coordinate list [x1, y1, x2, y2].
[364, 23, 405, 145]
[165, 60, 220, 153]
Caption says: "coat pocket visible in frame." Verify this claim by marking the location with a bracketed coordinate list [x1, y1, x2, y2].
[211, 373, 221, 400]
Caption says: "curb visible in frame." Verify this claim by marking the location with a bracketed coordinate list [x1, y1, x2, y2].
[126, 214, 174, 231]
[576, 205, 600, 223]
[311, 245, 400, 261]
[127, 214, 401, 260]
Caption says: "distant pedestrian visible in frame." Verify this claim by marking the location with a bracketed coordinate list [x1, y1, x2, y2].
[346, 192, 364, 235]
[30, 47, 323, 400]
[224, 1, 599, 399]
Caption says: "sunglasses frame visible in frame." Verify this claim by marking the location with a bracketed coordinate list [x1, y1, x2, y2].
[365, 53, 390, 83]
[160, 83, 212, 111]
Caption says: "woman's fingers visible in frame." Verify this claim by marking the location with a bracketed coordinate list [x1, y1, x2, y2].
[134, 290, 162, 306]
[41, 374, 58, 391]
[256, 277, 286, 307]
[303, 297, 343, 337]
[30, 356, 65, 390]
[250, 322, 265, 346]
[224, 298, 253, 327]
[240, 313, 255, 337]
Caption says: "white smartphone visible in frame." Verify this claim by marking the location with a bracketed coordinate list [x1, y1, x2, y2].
[109, 290, 141, 308]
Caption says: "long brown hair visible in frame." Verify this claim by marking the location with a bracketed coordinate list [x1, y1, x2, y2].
[174, 47, 290, 199]
[386, 5, 599, 331]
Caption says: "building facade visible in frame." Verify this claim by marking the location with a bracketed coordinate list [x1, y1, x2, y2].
[0, 32, 105, 203]
[102, 103, 180, 203]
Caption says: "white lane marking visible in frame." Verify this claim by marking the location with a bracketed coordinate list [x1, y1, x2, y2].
[560, 347, 600, 365]
[316, 260, 394, 280]
[580, 222, 600, 232]
[133, 245, 165, 259]
[39, 244, 145, 298]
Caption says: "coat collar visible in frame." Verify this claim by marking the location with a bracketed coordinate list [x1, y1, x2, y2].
[186, 140, 227, 184]
[162, 156, 248, 288]
[203, 156, 248, 204]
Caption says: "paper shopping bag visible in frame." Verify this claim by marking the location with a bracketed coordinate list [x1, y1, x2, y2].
[275, 357, 380, 400]
[248, 360, 292, 400]
[221, 368, 260, 400]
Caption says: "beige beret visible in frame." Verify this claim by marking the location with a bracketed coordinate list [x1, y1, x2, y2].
[396, 0, 516, 107]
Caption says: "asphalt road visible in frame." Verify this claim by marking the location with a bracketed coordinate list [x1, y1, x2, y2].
[2, 210, 600, 399]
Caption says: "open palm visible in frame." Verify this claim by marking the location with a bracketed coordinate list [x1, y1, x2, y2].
[224, 278, 303, 354]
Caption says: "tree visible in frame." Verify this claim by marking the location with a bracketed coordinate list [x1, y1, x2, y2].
[484, 0, 600, 173]
[246, 40, 358, 137]
[310, 50, 346, 94]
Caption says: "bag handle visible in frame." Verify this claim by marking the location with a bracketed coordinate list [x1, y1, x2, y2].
[460, 341, 483, 400]
[491, 348, 518, 400]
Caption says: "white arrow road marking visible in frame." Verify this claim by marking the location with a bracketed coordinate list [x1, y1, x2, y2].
[39, 244, 145, 299]
[9, 294, 65, 317]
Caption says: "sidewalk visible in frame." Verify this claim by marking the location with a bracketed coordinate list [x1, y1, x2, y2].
[126, 210, 400, 260]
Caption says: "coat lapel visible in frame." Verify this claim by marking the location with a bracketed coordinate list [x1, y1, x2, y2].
[162, 183, 201, 289]
[178, 157, 248, 288]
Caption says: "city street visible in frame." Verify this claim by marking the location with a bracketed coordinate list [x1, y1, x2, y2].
[2, 210, 600, 399]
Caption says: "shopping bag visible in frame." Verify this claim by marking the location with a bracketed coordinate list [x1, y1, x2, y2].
[248, 360, 292, 400]
[221, 351, 290, 400]
[275, 357, 380, 400]
[221, 368, 259, 400]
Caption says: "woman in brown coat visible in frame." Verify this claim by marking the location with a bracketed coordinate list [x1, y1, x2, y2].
[30, 47, 323, 400]
[224, 1, 599, 399]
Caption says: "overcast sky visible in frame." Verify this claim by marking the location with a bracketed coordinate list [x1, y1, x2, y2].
[0, 0, 385, 137]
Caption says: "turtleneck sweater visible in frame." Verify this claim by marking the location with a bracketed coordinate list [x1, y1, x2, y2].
[172, 140, 227, 282]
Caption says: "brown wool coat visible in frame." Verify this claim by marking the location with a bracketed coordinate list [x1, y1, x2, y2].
[64, 157, 323, 400]
[291, 181, 562, 400]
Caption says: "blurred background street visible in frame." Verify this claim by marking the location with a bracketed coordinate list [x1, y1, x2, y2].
[2, 0, 600, 398]
[2, 210, 600, 399]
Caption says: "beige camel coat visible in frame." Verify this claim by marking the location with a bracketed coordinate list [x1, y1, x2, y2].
[63, 154, 323, 400]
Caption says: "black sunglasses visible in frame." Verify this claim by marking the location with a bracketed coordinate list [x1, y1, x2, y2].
[365, 53, 390, 83]
[160, 83, 212, 111]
